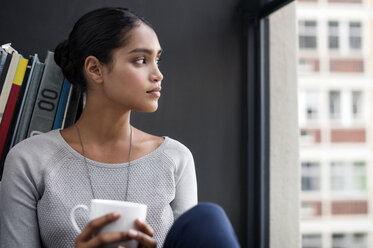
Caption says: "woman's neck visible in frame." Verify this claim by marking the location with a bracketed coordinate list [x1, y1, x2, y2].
[75, 94, 132, 144]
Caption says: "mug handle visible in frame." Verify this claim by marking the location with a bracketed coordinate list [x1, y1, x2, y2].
[70, 204, 89, 233]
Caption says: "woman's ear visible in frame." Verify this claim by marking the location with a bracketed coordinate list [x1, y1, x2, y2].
[84, 56, 104, 85]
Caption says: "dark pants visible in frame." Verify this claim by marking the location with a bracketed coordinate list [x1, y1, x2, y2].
[163, 203, 241, 248]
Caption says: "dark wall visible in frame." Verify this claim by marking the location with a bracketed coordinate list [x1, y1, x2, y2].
[0, 0, 244, 242]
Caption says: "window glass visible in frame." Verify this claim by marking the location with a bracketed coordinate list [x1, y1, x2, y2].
[299, 21, 317, 49]
[302, 234, 322, 248]
[352, 91, 363, 119]
[305, 91, 319, 120]
[349, 22, 362, 50]
[329, 91, 341, 119]
[331, 162, 366, 191]
[328, 21, 339, 50]
[332, 233, 367, 248]
[302, 162, 321, 191]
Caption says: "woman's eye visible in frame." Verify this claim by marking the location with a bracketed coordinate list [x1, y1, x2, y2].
[156, 58, 162, 65]
[135, 58, 146, 64]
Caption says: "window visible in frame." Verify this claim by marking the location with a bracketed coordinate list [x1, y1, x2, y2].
[352, 91, 363, 119]
[302, 234, 322, 248]
[299, 21, 317, 49]
[329, 91, 341, 119]
[332, 233, 367, 248]
[328, 21, 339, 50]
[305, 91, 320, 120]
[331, 162, 367, 191]
[302, 162, 321, 191]
[349, 22, 361, 50]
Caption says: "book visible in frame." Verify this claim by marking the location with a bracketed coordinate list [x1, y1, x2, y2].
[13, 55, 44, 145]
[62, 84, 82, 129]
[0, 49, 10, 93]
[1, 43, 18, 54]
[0, 58, 31, 170]
[52, 78, 71, 129]
[0, 57, 28, 168]
[9, 55, 37, 147]
[0, 52, 21, 124]
[27, 51, 64, 137]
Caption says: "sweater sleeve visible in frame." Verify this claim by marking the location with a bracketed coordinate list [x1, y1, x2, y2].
[0, 146, 42, 247]
[165, 140, 198, 220]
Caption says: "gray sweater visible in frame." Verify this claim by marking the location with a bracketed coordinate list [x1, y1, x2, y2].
[0, 130, 197, 248]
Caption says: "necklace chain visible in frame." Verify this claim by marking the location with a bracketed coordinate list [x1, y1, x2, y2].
[75, 124, 133, 200]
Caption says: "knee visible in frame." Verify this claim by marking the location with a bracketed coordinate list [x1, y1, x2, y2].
[185, 202, 229, 226]
[190, 202, 225, 218]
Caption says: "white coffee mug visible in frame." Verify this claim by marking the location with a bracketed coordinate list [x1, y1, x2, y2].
[71, 199, 147, 248]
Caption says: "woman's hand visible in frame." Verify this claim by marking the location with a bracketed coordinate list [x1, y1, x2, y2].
[127, 219, 157, 248]
[75, 213, 157, 248]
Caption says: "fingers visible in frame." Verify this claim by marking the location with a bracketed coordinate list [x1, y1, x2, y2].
[84, 231, 132, 248]
[135, 219, 154, 237]
[75, 214, 156, 248]
[77, 212, 121, 242]
[79, 230, 156, 248]
[127, 229, 157, 248]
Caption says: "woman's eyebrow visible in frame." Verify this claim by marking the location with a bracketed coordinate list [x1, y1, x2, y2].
[129, 48, 163, 55]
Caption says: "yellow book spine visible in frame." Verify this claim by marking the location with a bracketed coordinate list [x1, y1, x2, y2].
[13, 58, 28, 86]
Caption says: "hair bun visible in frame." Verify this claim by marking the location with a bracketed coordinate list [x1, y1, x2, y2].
[54, 40, 70, 70]
[54, 40, 78, 86]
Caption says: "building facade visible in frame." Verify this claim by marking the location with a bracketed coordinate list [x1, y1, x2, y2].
[297, 0, 373, 247]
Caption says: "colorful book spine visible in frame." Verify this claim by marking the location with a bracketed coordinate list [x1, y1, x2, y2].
[0, 53, 21, 124]
[9, 55, 37, 147]
[27, 51, 64, 137]
[52, 79, 71, 129]
[13, 55, 44, 145]
[0, 57, 28, 159]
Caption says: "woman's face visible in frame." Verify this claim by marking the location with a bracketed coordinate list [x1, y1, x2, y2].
[100, 23, 163, 112]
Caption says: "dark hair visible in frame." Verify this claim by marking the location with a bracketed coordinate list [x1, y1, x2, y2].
[54, 7, 152, 90]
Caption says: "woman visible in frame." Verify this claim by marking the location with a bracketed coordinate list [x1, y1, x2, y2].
[1, 7, 196, 248]
[0, 7, 240, 248]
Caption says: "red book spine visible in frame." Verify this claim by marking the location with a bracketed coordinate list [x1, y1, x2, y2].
[0, 84, 21, 155]
[0, 57, 28, 157]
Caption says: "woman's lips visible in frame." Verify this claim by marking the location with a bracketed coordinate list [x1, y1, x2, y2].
[148, 91, 161, 97]
[147, 87, 161, 97]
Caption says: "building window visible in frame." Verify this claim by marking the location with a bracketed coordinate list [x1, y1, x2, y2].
[328, 21, 339, 50]
[305, 91, 319, 120]
[302, 234, 322, 248]
[329, 91, 341, 119]
[332, 233, 367, 248]
[352, 91, 363, 119]
[331, 162, 367, 191]
[349, 22, 361, 50]
[299, 21, 317, 49]
[302, 162, 321, 191]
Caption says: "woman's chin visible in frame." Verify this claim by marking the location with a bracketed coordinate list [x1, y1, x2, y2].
[135, 104, 159, 113]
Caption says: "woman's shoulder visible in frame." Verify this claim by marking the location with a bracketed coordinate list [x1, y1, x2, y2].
[162, 136, 194, 165]
[7, 129, 64, 163]
[3, 130, 68, 182]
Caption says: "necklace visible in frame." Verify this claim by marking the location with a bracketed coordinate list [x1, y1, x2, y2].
[75, 124, 133, 200]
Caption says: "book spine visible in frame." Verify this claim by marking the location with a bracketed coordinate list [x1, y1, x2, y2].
[9, 55, 37, 147]
[13, 60, 44, 144]
[0, 51, 12, 96]
[61, 84, 73, 128]
[0, 50, 9, 92]
[27, 51, 64, 137]
[0, 57, 28, 160]
[52, 79, 71, 129]
[62, 84, 82, 129]
[0, 53, 21, 123]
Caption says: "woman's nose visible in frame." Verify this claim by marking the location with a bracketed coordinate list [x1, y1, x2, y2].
[151, 66, 163, 82]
